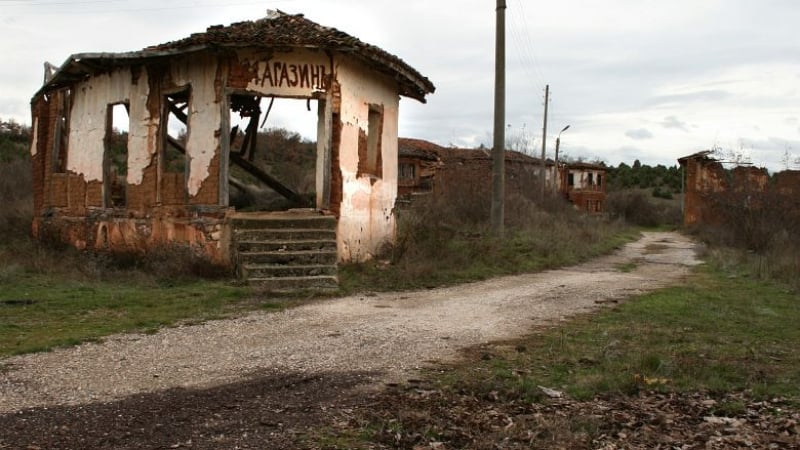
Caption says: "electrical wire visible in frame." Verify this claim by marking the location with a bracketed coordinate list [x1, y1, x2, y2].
[505, 0, 558, 152]
[508, 0, 547, 90]
[0, 0, 295, 14]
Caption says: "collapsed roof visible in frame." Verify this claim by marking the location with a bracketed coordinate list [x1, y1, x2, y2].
[37, 10, 435, 102]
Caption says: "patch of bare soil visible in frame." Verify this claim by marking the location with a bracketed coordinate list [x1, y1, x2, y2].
[0, 371, 374, 449]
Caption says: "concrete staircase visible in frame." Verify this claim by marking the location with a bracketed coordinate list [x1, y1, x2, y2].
[232, 211, 339, 291]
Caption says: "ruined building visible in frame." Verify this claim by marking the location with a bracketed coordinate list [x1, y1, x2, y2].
[29, 11, 434, 288]
[397, 138, 606, 213]
[678, 150, 800, 230]
[678, 151, 770, 226]
[556, 162, 607, 213]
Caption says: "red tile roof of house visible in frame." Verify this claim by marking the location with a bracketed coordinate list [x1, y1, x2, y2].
[398, 138, 552, 165]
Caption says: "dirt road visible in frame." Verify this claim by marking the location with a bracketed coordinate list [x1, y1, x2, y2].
[0, 231, 703, 448]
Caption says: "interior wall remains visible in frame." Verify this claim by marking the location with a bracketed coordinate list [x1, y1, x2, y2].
[334, 56, 399, 262]
[31, 55, 230, 263]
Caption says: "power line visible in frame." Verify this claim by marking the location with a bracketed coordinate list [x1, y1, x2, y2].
[0, 0, 128, 5]
[507, 0, 547, 90]
[0, 0, 294, 13]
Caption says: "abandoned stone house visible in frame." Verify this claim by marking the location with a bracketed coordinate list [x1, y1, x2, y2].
[397, 138, 607, 213]
[557, 162, 607, 213]
[678, 150, 800, 227]
[397, 138, 443, 199]
[29, 11, 434, 288]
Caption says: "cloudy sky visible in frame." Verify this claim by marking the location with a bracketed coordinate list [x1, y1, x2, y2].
[2, 0, 799, 171]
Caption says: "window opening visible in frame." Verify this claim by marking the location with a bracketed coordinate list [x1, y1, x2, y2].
[104, 102, 129, 207]
[53, 89, 71, 173]
[358, 104, 383, 180]
[587, 172, 594, 186]
[399, 162, 416, 184]
[163, 89, 189, 174]
[568, 172, 575, 187]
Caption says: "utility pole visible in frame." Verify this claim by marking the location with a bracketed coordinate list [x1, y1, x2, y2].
[539, 84, 549, 201]
[491, 0, 506, 236]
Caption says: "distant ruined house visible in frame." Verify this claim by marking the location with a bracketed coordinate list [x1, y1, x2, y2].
[397, 138, 443, 199]
[29, 11, 434, 289]
[397, 138, 606, 213]
[678, 150, 800, 228]
[678, 151, 769, 226]
[557, 162, 607, 213]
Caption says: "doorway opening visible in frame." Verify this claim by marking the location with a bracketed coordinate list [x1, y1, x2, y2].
[227, 94, 319, 212]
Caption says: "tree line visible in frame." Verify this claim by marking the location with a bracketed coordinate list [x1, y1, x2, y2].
[605, 159, 683, 199]
[0, 118, 31, 162]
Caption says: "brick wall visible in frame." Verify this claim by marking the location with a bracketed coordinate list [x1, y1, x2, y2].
[329, 115, 343, 216]
[681, 155, 800, 227]
[127, 164, 159, 209]
[189, 153, 220, 205]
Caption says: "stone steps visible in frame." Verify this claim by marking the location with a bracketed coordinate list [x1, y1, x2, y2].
[232, 211, 338, 292]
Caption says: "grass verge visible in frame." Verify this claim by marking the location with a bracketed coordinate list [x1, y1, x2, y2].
[0, 273, 267, 357]
[340, 261, 800, 447]
[473, 264, 800, 402]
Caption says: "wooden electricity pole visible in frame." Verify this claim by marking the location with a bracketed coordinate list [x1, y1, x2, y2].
[539, 84, 549, 201]
[491, 0, 507, 236]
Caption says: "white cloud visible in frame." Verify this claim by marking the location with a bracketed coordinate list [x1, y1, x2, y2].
[1, 0, 799, 172]
[625, 129, 654, 140]
[661, 117, 689, 132]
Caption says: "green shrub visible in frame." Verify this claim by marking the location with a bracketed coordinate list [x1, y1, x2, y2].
[694, 189, 800, 287]
[606, 190, 660, 227]
[0, 154, 32, 239]
[652, 186, 674, 199]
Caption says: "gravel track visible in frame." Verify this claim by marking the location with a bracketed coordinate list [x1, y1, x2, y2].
[0, 231, 702, 414]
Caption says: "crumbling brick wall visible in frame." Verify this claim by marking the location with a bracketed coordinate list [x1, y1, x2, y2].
[679, 153, 800, 235]
[31, 58, 229, 264]
[681, 155, 730, 226]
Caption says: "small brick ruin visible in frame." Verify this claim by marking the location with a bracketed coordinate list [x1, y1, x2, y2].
[678, 150, 800, 227]
[30, 12, 434, 268]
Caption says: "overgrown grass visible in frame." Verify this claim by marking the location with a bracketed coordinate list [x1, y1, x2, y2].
[0, 231, 306, 356]
[0, 275, 253, 357]
[691, 185, 800, 289]
[444, 262, 800, 404]
[606, 188, 682, 228]
[340, 190, 638, 292]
